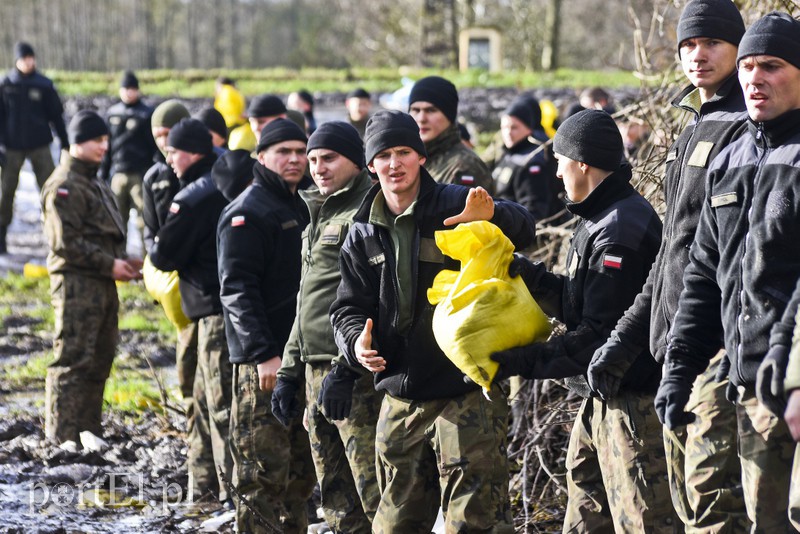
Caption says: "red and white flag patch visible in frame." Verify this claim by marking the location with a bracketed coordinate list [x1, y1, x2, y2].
[461, 175, 475, 185]
[169, 202, 181, 214]
[528, 165, 541, 174]
[56, 188, 69, 198]
[231, 215, 246, 227]
[603, 253, 623, 269]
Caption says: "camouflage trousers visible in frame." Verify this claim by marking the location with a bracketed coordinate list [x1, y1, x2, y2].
[564, 391, 678, 533]
[230, 362, 316, 534]
[735, 390, 795, 532]
[662, 351, 748, 533]
[188, 314, 233, 502]
[45, 274, 118, 444]
[373, 388, 514, 534]
[176, 321, 199, 399]
[110, 171, 145, 246]
[306, 362, 382, 533]
[791, 444, 800, 530]
[0, 144, 54, 226]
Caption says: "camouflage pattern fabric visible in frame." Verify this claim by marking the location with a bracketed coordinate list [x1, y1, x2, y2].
[230, 363, 315, 533]
[188, 314, 233, 502]
[305, 363, 382, 532]
[372, 388, 513, 533]
[662, 352, 748, 533]
[736, 391, 795, 532]
[1, 145, 54, 226]
[110, 170, 145, 244]
[45, 274, 118, 443]
[563, 391, 679, 533]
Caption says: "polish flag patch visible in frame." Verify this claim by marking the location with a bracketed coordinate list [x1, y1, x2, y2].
[603, 253, 623, 269]
[461, 175, 475, 184]
[528, 165, 541, 174]
[169, 202, 181, 214]
[56, 188, 69, 198]
[231, 215, 246, 227]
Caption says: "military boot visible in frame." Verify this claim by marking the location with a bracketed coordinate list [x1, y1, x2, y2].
[0, 225, 7, 254]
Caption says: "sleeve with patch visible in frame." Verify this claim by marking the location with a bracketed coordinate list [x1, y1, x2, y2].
[602, 253, 623, 269]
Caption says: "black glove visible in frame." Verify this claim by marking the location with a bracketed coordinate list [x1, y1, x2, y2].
[318, 365, 359, 421]
[271, 378, 302, 427]
[712, 353, 737, 403]
[508, 253, 543, 292]
[587, 337, 638, 401]
[756, 345, 790, 417]
[491, 344, 542, 381]
[654, 357, 698, 430]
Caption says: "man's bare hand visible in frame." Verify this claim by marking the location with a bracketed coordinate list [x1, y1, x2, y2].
[356, 318, 385, 372]
[112, 258, 139, 281]
[443, 187, 495, 226]
[257, 356, 281, 392]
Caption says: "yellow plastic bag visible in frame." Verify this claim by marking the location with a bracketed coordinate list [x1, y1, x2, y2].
[428, 221, 551, 390]
[227, 123, 257, 152]
[142, 255, 191, 330]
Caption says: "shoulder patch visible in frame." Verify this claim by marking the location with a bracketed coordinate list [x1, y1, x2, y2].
[56, 188, 69, 198]
[169, 202, 181, 214]
[528, 165, 541, 174]
[602, 253, 623, 270]
[231, 215, 245, 227]
[460, 175, 475, 185]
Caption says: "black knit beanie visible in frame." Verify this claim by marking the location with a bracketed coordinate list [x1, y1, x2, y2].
[195, 107, 228, 141]
[347, 88, 371, 100]
[408, 76, 459, 124]
[553, 109, 623, 172]
[364, 110, 427, 164]
[120, 70, 139, 89]
[14, 42, 34, 60]
[212, 149, 255, 201]
[256, 118, 307, 154]
[677, 0, 745, 48]
[504, 96, 541, 131]
[307, 121, 365, 168]
[167, 118, 213, 155]
[68, 110, 109, 145]
[247, 94, 286, 118]
[737, 11, 800, 70]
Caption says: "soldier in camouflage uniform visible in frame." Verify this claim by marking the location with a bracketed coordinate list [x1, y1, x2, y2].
[41, 110, 142, 444]
[587, 2, 750, 530]
[408, 76, 494, 194]
[271, 121, 381, 532]
[492, 110, 677, 532]
[655, 13, 800, 531]
[331, 110, 536, 532]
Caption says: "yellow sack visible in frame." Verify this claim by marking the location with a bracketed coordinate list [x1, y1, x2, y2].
[142, 255, 191, 330]
[228, 123, 257, 152]
[428, 221, 551, 390]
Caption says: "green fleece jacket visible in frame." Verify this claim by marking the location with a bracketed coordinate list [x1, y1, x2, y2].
[423, 123, 494, 194]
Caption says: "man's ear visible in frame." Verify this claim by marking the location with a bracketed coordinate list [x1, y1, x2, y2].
[418, 156, 427, 166]
[367, 162, 376, 174]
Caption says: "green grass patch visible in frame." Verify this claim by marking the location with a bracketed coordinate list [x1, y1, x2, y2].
[117, 281, 177, 338]
[5, 352, 52, 388]
[104, 367, 162, 413]
[0, 273, 50, 304]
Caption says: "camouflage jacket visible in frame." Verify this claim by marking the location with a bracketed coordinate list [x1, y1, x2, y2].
[41, 156, 127, 278]
[423, 123, 493, 194]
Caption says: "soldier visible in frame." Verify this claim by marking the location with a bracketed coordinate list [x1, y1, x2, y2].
[345, 88, 372, 139]
[587, 1, 749, 530]
[271, 121, 380, 531]
[0, 41, 70, 254]
[148, 118, 232, 505]
[287, 89, 317, 135]
[247, 94, 288, 138]
[218, 119, 316, 533]
[408, 76, 494, 193]
[491, 110, 673, 532]
[101, 70, 158, 251]
[330, 110, 536, 532]
[41, 110, 141, 444]
[195, 107, 229, 154]
[654, 12, 800, 531]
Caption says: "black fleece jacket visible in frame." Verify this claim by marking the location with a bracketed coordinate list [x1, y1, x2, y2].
[0, 68, 69, 151]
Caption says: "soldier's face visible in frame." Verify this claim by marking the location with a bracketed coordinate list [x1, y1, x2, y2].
[409, 101, 451, 143]
[738, 55, 800, 123]
[680, 37, 737, 94]
[500, 115, 532, 149]
[249, 115, 283, 136]
[73, 136, 109, 165]
[308, 148, 359, 196]
[153, 126, 170, 155]
[368, 146, 425, 202]
[15, 56, 35, 75]
[258, 140, 308, 191]
[555, 152, 590, 203]
[346, 97, 371, 122]
[166, 147, 202, 178]
[119, 87, 140, 105]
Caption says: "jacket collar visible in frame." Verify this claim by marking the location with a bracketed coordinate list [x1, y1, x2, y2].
[423, 123, 460, 157]
[566, 165, 635, 219]
[252, 161, 298, 201]
[178, 153, 216, 188]
[748, 108, 800, 149]
[67, 156, 101, 179]
[671, 73, 743, 114]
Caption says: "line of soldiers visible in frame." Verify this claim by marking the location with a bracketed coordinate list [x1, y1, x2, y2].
[31, 3, 800, 532]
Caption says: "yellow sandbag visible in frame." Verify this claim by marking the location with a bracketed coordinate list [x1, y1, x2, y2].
[428, 221, 551, 390]
[227, 123, 257, 152]
[142, 255, 191, 330]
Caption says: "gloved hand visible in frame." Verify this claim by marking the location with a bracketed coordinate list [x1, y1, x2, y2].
[756, 345, 790, 417]
[0, 144, 6, 167]
[654, 358, 698, 430]
[587, 337, 638, 401]
[491, 344, 540, 381]
[713, 353, 737, 402]
[318, 365, 359, 420]
[271, 378, 302, 427]
[508, 253, 542, 292]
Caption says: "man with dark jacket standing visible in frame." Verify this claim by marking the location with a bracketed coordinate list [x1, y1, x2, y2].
[101, 70, 157, 250]
[148, 118, 232, 505]
[218, 119, 315, 533]
[271, 122, 380, 532]
[654, 12, 800, 531]
[587, 1, 749, 530]
[408, 76, 494, 193]
[331, 110, 535, 532]
[491, 110, 670, 531]
[0, 41, 70, 254]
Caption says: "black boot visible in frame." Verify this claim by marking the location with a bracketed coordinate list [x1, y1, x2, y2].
[0, 225, 6, 254]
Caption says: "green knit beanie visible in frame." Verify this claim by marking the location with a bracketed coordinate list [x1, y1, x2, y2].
[152, 99, 190, 129]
